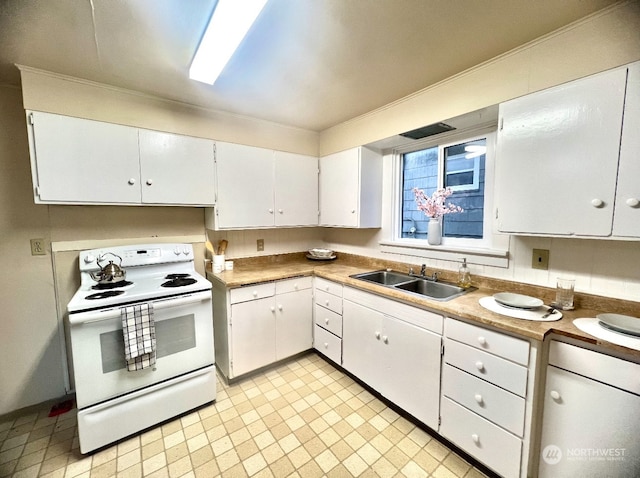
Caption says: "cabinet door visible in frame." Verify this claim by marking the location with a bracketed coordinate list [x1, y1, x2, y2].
[319, 149, 359, 227]
[274, 152, 318, 226]
[538, 366, 640, 477]
[215, 142, 274, 228]
[139, 130, 214, 205]
[28, 111, 141, 204]
[380, 315, 441, 430]
[495, 68, 627, 236]
[275, 289, 313, 360]
[613, 62, 640, 237]
[342, 300, 384, 389]
[230, 298, 275, 377]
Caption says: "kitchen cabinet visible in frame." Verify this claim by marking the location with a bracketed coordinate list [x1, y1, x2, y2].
[538, 341, 640, 477]
[342, 286, 442, 430]
[211, 142, 318, 229]
[319, 146, 382, 228]
[210, 276, 313, 380]
[313, 277, 343, 365]
[440, 318, 537, 478]
[26, 111, 215, 205]
[494, 62, 640, 237]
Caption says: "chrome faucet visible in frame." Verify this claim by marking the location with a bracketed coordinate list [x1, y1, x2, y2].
[409, 264, 439, 282]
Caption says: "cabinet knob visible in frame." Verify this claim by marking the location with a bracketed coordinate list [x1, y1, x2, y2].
[475, 361, 485, 372]
[472, 434, 480, 444]
[325, 318, 329, 325]
[278, 209, 283, 214]
[325, 286, 330, 291]
[252, 291, 258, 297]
[325, 300, 330, 306]
[626, 198, 640, 207]
[270, 306, 275, 312]
[351, 210, 356, 214]
[382, 335, 388, 344]
[591, 198, 604, 208]
[375, 331, 381, 340]
[324, 342, 328, 349]
[474, 394, 484, 405]
[146, 179, 153, 186]
[128, 178, 136, 185]
[278, 304, 283, 311]
[268, 208, 274, 214]
[477, 336, 487, 346]
[550, 390, 561, 401]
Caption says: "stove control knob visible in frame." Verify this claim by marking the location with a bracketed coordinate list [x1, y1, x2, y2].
[84, 254, 96, 264]
[174, 247, 181, 255]
[183, 247, 190, 256]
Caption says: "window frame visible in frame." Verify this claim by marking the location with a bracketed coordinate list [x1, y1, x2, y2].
[380, 127, 509, 267]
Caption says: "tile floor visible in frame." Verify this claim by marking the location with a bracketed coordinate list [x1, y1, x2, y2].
[0, 353, 491, 478]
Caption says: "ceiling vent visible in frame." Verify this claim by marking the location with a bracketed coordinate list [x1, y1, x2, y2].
[400, 122, 456, 140]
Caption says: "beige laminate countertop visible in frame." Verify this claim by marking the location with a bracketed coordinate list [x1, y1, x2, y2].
[207, 254, 640, 361]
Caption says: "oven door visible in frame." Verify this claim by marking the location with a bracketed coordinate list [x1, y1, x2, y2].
[68, 291, 213, 409]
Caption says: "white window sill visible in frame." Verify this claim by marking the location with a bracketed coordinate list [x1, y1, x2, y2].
[379, 240, 509, 268]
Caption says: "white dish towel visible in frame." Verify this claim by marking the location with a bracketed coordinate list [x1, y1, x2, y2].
[121, 303, 156, 371]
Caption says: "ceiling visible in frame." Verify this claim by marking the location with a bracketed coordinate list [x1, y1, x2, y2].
[0, 0, 620, 132]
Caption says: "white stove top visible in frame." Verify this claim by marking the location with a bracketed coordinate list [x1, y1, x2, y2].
[67, 243, 212, 313]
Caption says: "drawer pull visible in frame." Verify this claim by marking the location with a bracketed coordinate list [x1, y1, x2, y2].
[550, 390, 561, 401]
[382, 335, 388, 344]
[375, 331, 381, 340]
[325, 318, 329, 325]
[477, 336, 487, 346]
[475, 361, 485, 372]
[252, 291, 258, 297]
[324, 342, 329, 349]
[474, 394, 484, 405]
[325, 300, 330, 306]
[472, 433, 480, 444]
[325, 286, 330, 291]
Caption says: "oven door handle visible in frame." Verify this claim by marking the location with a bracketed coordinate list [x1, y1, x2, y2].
[68, 291, 211, 325]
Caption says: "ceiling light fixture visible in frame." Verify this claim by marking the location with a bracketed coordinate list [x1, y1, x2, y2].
[189, 0, 269, 85]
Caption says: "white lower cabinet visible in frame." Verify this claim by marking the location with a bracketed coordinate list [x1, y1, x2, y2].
[440, 318, 536, 478]
[342, 287, 442, 430]
[211, 276, 313, 380]
[312, 278, 343, 365]
[538, 341, 640, 477]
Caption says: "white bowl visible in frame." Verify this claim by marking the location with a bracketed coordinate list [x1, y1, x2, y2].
[309, 248, 334, 258]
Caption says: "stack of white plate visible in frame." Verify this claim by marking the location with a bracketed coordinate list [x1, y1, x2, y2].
[307, 248, 336, 260]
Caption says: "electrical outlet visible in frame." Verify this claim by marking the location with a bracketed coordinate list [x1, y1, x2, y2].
[257, 239, 264, 251]
[30, 238, 47, 256]
[532, 248, 549, 270]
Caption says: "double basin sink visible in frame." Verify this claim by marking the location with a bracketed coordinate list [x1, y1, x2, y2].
[350, 270, 475, 301]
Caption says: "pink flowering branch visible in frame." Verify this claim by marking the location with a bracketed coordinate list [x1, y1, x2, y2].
[413, 187, 463, 219]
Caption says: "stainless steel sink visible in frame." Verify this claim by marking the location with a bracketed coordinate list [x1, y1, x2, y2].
[350, 270, 476, 301]
[350, 270, 415, 286]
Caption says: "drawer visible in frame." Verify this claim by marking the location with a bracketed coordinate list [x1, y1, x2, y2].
[314, 324, 341, 365]
[230, 282, 275, 304]
[444, 338, 528, 397]
[442, 364, 526, 437]
[314, 289, 342, 315]
[275, 276, 313, 294]
[314, 303, 343, 337]
[314, 277, 343, 298]
[440, 397, 522, 478]
[549, 341, 640, 395]
[445, 318, 529, 366]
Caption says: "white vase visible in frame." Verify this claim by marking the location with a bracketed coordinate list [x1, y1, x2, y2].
[427, 218, 442, 245]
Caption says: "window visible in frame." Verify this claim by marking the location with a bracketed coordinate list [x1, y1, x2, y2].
[399, 133, 492, 245]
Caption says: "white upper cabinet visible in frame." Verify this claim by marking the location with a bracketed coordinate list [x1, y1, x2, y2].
[138, 130, 215, 205]
[319, 146, 382, 228]
[495, 66, 628, 237]
[212, 142, 318, 229]
[612, 62, 640, 237]
[27, 111, 141, 204]
[274, 151, 319, 227]
[27, 111, 215, 206]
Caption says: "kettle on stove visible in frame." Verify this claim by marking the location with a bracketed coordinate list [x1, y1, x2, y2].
[89, 252, 127, 284]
